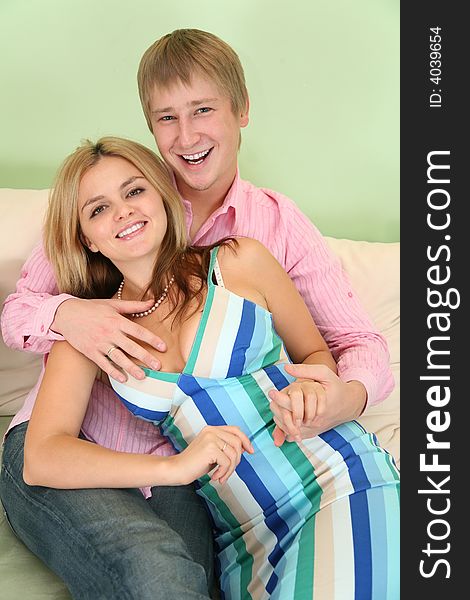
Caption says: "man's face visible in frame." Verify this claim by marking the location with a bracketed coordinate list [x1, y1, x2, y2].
[148, 74, 249, 203]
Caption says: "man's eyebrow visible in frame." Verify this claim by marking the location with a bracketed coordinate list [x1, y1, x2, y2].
[80, 176, 145, 212]
[151, 98, 219, 115]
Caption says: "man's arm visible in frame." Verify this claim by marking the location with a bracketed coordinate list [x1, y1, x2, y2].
[257, 192, 394, 441]
[1, 242, 72, 353]
[279, 202, 394, 409]
[1, 242, 168, 381]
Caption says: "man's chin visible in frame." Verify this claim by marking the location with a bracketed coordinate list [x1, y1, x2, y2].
[177, 173, 214, 194]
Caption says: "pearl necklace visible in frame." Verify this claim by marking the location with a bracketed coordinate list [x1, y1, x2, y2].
[117, 275, 175, 318]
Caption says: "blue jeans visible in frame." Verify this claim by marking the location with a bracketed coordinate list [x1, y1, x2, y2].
[0, 422, 214, 599]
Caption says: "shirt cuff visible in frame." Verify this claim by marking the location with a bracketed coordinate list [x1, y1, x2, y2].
[338, 367, 380, 409]
[29, 293, 75, 342]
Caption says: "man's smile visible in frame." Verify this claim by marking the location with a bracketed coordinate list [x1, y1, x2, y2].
[179, 147, 213, 166]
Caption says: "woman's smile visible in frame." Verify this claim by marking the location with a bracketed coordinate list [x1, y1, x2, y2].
[116, 220, 148, 241]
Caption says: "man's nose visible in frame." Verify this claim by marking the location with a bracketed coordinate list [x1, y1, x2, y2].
[177, 118, 199, 149]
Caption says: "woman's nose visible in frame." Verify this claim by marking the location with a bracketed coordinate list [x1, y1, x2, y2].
[114, 201, 134, 220]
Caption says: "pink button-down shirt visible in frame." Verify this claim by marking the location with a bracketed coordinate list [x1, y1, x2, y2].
[1, 173, 394, 496]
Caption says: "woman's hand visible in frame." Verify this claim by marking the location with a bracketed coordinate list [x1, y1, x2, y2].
[269, 375, 326, 445]
[171, 426, 254, 485]
[268, 364, 367, 446]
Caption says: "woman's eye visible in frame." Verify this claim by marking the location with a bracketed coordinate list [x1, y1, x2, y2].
[127, 187, 144, 198]
[196, 107, 211, 114]
[91, 205, 106, 217]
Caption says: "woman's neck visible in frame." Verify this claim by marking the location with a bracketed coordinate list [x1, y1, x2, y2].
[119, 276, 151, 301]
[114, 258, 154, 300]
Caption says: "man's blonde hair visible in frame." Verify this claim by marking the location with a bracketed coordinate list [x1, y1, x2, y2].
[44, 136, 186, 299]
[137, 28, 248, 131]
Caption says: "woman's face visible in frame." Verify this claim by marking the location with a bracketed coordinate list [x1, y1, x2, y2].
[77, 156, 168, 270]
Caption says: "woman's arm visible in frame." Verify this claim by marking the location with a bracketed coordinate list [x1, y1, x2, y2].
[24, 341, 169, 488]
[24, 341, 251, 488]
[219, 238, 363, 444]
[219, 238, 337, 369]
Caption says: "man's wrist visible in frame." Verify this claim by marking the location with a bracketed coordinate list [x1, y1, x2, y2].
[31, 293, 75, 340]
[50, 296, 77, 335]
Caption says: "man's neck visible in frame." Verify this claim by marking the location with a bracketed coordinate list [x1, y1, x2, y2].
[189, 205, 219, 240]
[176, 172, 237, 239]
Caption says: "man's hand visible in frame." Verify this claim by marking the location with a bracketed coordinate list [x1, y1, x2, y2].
[268, 364, 367, 446]
[52, 298, 168, 382]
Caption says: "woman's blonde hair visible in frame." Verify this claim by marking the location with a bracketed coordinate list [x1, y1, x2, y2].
[44, 136, 185, 296]
[44, 136, 235, 320]
[137, 28, 248, 132]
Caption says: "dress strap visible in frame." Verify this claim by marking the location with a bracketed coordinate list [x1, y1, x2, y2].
[212, 257, 225, 288]
[208, 246, 225, 288]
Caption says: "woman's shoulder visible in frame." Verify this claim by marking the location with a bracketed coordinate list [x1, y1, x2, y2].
[217, 237, 277, 276]
[218, 236, 271, 261]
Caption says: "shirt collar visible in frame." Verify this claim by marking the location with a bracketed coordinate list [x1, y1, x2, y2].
[170, 167, 242, 222]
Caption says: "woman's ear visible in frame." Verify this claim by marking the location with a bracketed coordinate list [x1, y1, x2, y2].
[80, 232, 99, 253]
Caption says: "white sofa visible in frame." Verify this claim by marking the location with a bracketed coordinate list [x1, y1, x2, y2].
[0, 188, 400, 598]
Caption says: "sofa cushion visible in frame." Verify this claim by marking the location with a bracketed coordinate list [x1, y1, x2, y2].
[325, 237, 400, 466]
[0, 189, 48, 416]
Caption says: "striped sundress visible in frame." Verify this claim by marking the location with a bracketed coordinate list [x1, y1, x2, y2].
[110, 246, 400, 600]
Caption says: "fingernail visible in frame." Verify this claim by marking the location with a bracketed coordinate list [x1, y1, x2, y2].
[150, 360, 160, 370]
[133, 370, 145, 380]
[117, 374, 126, 383]
[157, 343, 166, 351]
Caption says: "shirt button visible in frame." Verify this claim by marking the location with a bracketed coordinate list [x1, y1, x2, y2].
[348, 292, 353, 298]
[40, 324, 45, 332]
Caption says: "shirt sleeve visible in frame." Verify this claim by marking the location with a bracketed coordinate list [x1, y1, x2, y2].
[1, 242, 74, 354]
[278, 203, 394, 408]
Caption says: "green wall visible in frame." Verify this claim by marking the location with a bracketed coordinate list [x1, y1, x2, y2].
[0, 0, 399, 241]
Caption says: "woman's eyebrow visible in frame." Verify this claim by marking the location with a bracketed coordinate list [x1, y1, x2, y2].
[81, 176, 146, 212]
[119, 175, 145, 190]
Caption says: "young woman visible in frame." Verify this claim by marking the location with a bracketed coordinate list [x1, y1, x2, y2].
[4, 137, 399, 599]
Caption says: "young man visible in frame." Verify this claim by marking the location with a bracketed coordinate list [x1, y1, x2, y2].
[1, 29, 394, 596]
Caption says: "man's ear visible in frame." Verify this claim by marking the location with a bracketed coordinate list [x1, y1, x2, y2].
[240, 96, 250, 128]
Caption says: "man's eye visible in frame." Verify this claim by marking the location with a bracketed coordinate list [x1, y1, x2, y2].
[160, 115, 175, 121]
[91, 205, 106, 217]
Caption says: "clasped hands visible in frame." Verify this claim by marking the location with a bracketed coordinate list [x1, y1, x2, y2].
[173, 366, 367, 485]
[268, 364, 368, 446]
